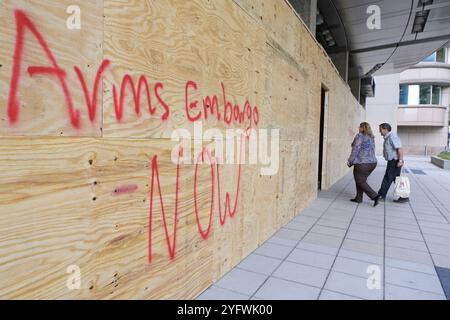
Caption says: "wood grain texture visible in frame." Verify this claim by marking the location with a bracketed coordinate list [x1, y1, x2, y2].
[0, 136, 295, 299]
[102, 0, 266, 138]
[0, 0, 365, 299]
[0, 0, 103, 137]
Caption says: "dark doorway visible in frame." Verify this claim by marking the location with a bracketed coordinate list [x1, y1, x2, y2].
[318, 86, 328, 190]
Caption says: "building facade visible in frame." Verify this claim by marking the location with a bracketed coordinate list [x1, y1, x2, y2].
[367, 47, 450, 156]
[1, 0, 449, 299]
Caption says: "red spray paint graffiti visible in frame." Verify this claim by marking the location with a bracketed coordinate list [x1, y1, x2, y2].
[185, 80, 259, 131]
[8, 10, 80, 128]
[113, 184, 139, 196]
[194, 148, 215, 240]
[4, 10, 259, 265]
[6, 10, 260, 130]
[74, 59, 111, 122]
[148, 134, 246, 264]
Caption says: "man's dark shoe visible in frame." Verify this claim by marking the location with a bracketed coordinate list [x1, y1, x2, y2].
[394, 197, 410, 203]
[350, 198, 362, 203]
[373, 195, 381, 207]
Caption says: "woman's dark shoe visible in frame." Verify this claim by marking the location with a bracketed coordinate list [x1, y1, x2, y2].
[350, 198, 362, 203]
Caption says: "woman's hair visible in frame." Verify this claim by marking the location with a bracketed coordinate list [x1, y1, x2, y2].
[359, 122, 374, 138]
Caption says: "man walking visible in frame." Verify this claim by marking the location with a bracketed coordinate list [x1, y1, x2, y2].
[377, 123, 409, 203]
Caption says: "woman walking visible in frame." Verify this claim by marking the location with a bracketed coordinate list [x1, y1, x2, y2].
[347, 122, 380, 207]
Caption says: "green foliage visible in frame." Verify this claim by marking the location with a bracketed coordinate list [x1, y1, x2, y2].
[437, 152, 450, 160]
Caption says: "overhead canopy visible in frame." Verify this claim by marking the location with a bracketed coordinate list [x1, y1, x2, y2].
[317, 0, 450, 79]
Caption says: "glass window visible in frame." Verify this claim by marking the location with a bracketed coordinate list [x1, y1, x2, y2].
[399, 85, 409, 104]
[408, 85, 420, 105]
[420, 85, 431, 104]
[436, 48, 446, 63]
[398, 84, 442, 105]
[423, 52, 436, 62]
[423, 48, 447, 63]
[432, 86, 442, 105]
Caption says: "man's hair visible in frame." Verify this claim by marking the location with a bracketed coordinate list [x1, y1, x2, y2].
[379, 123, 392, 132]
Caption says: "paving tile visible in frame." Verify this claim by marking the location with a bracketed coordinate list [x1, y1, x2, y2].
[309, 202, 332, 211]
[254, 242, 293, 260]
[254, 277, 320, 300]
[413, 207, 441, 213]
[387, 203, 415, 210]
[342, 239, 384, 257]
[319, 290, 363, 300]
[385, 216, 417, 226]
[273, 228, 306, 242]
[301, 210, 325, 218]
[385, 221, 421, 233]
[421, 226, 450, 237]
[349, 223, 384, 236]
[237, 254, 282, 275]
[435, 266, 450, 299]
[320, 213, 353, 223]
[332, 256, 381, 279]
[416, 214, 448, 223]
[292, 215, 318, 224]
[318, 190, 338, 197]
[432, 254, 450, 269]
[385, 258, 437, 275]
[303, 232, 343, 248]
[385, 228, 423, 241]
[385, 209, 414, 216]
[316, 218, 350, 229]
[273, 261, 329, 287]
[422, 233, 450, 246]
[197, 286, 249, 300]
[356, 209, 384, 216]
[352, 217, 384, 227]
[284, 220, 313, 232]
[296, 242, 339, 256]
[323, 206, 354, 213]
[385, 267, 444, 295]
[329, 202, 356, 211]
[386, 246, 433, 265]
[355, 214, 384, 223]
[385, 236, 428, 252]
[427, 242, 450, 257]
[357, 203, 380, 210]
[417, 221, 450, 231]
[414, 210, 442, 217]
[207, 163, 450, 301]
[346, 230, 383, 245]
[214, 269, 268, 296]
[266, 236, 298, 247]
[385, 207, 411, 213]
[324, 271, 383, 300]
[309, 225, 347, 238]
[338, 249, 383, 265]
[286, 248, 335, 270]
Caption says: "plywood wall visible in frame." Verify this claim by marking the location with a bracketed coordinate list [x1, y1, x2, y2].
[0, 0, 364, 299]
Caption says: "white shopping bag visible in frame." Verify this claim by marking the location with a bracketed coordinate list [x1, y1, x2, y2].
[394, 167, 410, 198]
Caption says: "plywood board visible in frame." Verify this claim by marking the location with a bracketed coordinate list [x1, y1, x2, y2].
[0, 0, 104, 137]
[0, 0, 365, 299]
[102, 0, 266, 139]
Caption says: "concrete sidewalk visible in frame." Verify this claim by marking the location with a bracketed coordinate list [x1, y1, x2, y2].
[197, 156, 450, 300]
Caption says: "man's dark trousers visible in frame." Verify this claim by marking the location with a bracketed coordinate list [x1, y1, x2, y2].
[378, 160, 401, 198]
